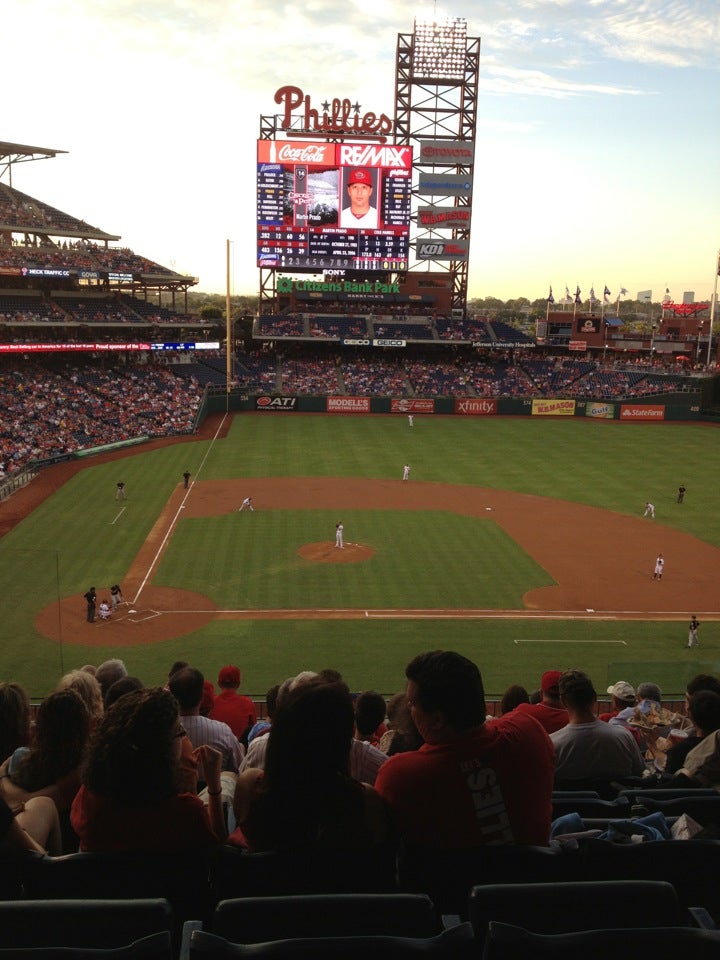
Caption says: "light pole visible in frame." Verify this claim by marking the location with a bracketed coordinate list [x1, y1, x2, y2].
[696, 321, 704, 364]
[649, 321, 656, 364]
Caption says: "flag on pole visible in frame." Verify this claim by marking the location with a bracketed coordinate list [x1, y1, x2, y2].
[547, 285, 554, 304]
[574, 285, 582, 304]
[619, 287, 628, 297]
[603, 286, 611, 302]
[564, 285, 571, 303]
[589, 286, 597, 303]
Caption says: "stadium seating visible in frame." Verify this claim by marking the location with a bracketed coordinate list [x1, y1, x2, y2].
[481, 922, 720, 960]
[0, 899, 173, 956]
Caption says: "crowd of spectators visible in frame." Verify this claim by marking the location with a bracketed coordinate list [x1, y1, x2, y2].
[0, 358, 202, 474]
[0, 236, 178, 278]
[0, 347, 701, 478]
[308, 314, 367, 338]
[3, 655, 717, 866]
[341, 357, 407, 395]
[405, 358, 470, 395]
[281, 353, 339, 394]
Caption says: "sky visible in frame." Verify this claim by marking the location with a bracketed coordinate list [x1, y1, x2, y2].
[3, 0, 719, 304]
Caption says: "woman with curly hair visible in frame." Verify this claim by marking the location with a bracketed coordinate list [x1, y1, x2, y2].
[231, 679, 389, 851]
[71, 687, 226, 852]
[0, 682, 31, 764]
[0, 688, 90, 813]
[56, 669, 104, 730]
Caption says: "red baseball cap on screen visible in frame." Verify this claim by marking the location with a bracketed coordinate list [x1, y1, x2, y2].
[348, 168, 372, 186]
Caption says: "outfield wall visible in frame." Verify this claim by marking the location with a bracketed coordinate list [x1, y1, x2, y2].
[205, 390, 702, 421]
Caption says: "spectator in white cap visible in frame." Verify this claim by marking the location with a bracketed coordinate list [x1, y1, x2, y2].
[599, 681, 636, 723]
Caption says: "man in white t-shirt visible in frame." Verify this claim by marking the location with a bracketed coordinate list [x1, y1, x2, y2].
[340, 168, 379, 228]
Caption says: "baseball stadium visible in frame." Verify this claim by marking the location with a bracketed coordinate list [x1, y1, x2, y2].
[1, 17, 720, 705]
[4, 13, 720, 952]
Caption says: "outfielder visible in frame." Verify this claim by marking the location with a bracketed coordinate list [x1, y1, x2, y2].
[239, 497, 254, 512]
[335, 522, 344, 549]
[402, 463, 410, 481]
[643, 501, 655, 519]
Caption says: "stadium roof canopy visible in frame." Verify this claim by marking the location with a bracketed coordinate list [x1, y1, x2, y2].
[0, 140, 67, 160]
[0, 140, 68, 184]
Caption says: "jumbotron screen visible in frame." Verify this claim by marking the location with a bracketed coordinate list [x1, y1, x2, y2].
[257, 140, 413, 272]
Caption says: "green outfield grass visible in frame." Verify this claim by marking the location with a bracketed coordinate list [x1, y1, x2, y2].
[1, 414, 719, 699]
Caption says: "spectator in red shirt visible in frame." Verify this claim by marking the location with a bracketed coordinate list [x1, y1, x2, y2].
[513, 670, 569, 734]
[375, 651, 554, 849]
[210, 665, 257, 746]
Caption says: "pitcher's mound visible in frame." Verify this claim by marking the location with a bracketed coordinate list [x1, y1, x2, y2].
[298, 541, 376, 563]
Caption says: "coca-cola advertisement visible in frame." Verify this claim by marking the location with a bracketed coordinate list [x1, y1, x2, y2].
[257, 140, 412, 272]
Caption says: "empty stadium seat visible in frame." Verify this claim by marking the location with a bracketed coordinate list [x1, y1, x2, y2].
[206, 893, 440, 942]
[188, 922, 475, 960]
[481, 921, 720, 960]
[468, 880, 703, 949]
[0, 899, 173, 956]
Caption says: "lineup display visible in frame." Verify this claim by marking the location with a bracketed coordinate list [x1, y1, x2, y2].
[257, 140, 413, 271]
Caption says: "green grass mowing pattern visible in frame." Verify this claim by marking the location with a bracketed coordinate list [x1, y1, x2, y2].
[154, 510, 554, 609]
[1, 414, 719, 697]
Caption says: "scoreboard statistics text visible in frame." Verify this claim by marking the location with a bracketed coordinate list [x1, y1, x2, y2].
[257, 140, 413, 271]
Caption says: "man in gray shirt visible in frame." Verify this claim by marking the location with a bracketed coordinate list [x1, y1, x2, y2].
[551, 670, 646, 783]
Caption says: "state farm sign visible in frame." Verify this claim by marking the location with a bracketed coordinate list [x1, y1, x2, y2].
[454, 399, 497, 416]
[620, 404, 665, 421]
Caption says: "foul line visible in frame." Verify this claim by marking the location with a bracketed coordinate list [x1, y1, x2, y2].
[132, 413, 229, 606]
[110, 506, 126, 525]
[514, 638, 627, 644]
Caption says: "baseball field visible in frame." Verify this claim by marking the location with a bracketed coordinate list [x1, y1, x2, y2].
[1, 412, 719, 700]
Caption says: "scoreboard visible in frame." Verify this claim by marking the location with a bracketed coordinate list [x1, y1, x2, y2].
[257, 140, 413, 271]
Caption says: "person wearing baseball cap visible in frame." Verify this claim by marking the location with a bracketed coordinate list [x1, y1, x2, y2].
[513, 670, 569, 734]
[599, 681, 636, 723]
[340, 167, 379, 228]
[209, 665, 257, 746]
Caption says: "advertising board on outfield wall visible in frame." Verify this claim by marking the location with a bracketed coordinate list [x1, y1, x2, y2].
[327, 397, 371, 413]
[586, 403, 615, 419]
[390, 398, 435, 413]
[620, 404, 666, 420]
[532, 399, 576, 416]
[255, 396, 298, 411]
[454, 399, 497, 416]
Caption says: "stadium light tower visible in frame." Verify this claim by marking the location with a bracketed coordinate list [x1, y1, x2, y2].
[394, 17, 480, 314]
